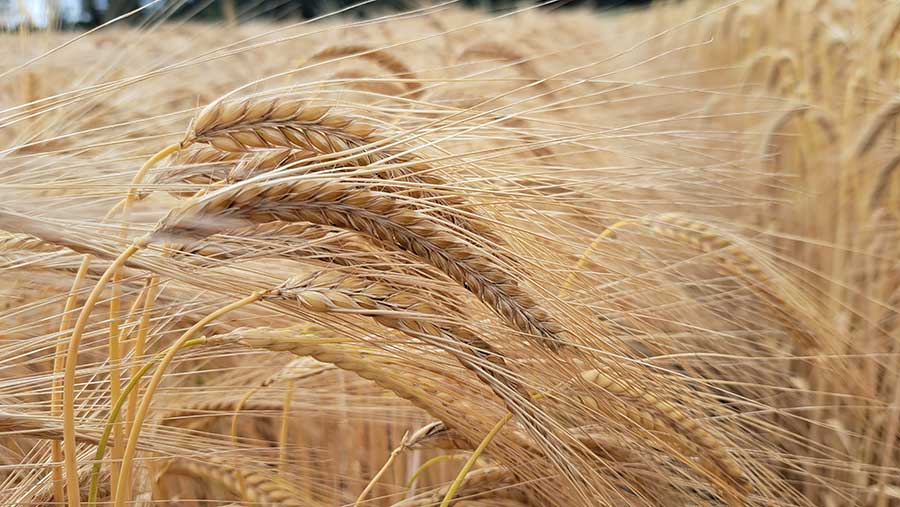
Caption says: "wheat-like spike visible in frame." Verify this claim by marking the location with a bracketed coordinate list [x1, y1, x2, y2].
[165, 460, 302, 506]
[739, 49, 799, 94]
[187, 97, 373, 154]
[184, 97, 496, 240]
[155, 179, 566, 350]
[407, 420, 475, 450]
[654, 213, 817, 338]
[407, 419, 640, 463]
[392, 466, 527, 507]
[222, 147, 477, 227]
[206, 327, 487, 423]
[457, 40, 548, 91]
[161, 399, 289, 423]
[576, 369, 747, 496]
[603, 212, 817, 347]
[168, 221, 373, 267]
[233, 148, 479, 236]
[851, 95, 900, 158]
[0, 232, 63, 253]
[262, 356, 336, 386]
[716, 4, 741, 43]
[763, 106, 838, 155]
[764, 53, 801, 95]
[760, 106, 838, 207]
[267, 271, 521, 398]
[306, 44, 423, 97]
[329, 68, 409, 96]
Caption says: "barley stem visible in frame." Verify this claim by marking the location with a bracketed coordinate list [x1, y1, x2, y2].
[112, 291, 264, 507]
[439, 412, 513, 507]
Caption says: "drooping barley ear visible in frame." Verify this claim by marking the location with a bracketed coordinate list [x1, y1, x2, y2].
[168, 221, 378, 269]
[645, 212, 819, 347]
[851, 95, 900, 158]
[808, 109, 839, 144]
[266, 271, 525, 402]
[164, 460, 304, 506]
[304, 44, 423, 98]
[738, 50, 775, 91]
[329, 68, 409, 96]
[575, 368, 748, 502]
[184, 97, 377, 154]
[761, 106, 827, 147]
[407, 419, 640, 463]
[0, 232, 64, 253]
[764, 53, 801, 95]
[407, 420, 474, 451]
[806, 19, 825, 57]
[182, 97, 496, 241]
[740, 50, 799, 95]
[162, 399, 287, 426]
[20, 70, 39, 105]
[869, 152, 900, 210]
[761, 106, 838, 174]
[206, 327, 488, 424]
[154, 179, 567, 350]
[457, 40, 549, 92]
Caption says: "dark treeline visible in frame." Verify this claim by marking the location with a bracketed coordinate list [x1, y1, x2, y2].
[76, 0, 655, 27]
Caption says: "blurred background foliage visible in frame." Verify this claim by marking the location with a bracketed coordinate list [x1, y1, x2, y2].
[1, 0, 655, 29]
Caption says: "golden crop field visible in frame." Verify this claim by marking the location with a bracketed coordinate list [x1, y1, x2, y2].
[0, 0, 898, 505]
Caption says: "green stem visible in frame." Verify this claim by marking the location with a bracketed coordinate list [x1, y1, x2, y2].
[87, 338, 206, 507]
[439, 412, 513, 507]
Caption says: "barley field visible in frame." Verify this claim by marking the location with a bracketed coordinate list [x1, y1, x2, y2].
[0, 0, 898, 505]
